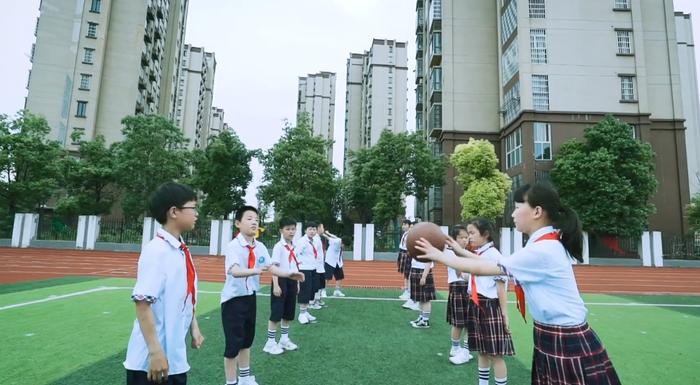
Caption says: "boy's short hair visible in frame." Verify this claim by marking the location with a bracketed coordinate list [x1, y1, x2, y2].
[305, 221, 318, 229]
[279, 217, 296, 229]
[149, 182, 197, 225]
[402, 219, 412, 225]
[235, 205, 258, 222]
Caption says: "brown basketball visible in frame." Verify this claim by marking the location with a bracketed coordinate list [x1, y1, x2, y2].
[406, 222, 447, 262]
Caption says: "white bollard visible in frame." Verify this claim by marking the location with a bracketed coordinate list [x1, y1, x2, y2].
[87, 215, 100, 250]
[141, 217, 162, 246]
[76, 215, 88, 249]
[20, 214, 38, 248]
[365, 224, 375, 261]
[11, 213, 24, 247]
[513, 230, 524, 252]
[294, 222, 303, 242]
[582, 231, 590, 265]
[209, 220, 221, 255]
[500, 227, 512, 257]
[353, 224, 363, 261]
[651, 231, 663, 267]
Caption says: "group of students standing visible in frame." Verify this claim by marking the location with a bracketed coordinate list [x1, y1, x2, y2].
[122, 182, 345, 385]
[397, 218, 513, 385]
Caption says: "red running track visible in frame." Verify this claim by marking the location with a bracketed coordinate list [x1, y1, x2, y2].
[1, 247, 699, 295]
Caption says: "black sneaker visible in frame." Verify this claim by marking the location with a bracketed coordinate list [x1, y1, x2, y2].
[411, 319, 430, 329]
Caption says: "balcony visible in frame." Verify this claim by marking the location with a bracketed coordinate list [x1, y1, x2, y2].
[416, 59, 424, 84]
[416, 33, 424, 58]
[416, 8, 424, 33]
[429, 68, 442, 103]
[146, 5, 155, 21]
[429, 103, 442, 137]
[429, 0, 442, 32]
[416, 85, 423, 111]
[429, 32, 442, 66]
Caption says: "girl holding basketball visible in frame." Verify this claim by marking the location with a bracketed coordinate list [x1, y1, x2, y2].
[415, 183, 620, 385]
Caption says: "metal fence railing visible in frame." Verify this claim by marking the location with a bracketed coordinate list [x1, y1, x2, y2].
[588, 234, 640, 259]
[97, 217, 143, 244]
[375, 229, 402, 252]
[182, 219, 211, 247]
[662, 233, 700, 260]
[36, 214, 78, 241]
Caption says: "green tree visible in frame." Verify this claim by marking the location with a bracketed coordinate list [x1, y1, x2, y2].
[113, 115, 190, 219]
[56, 133, 117, 216]
[259, 115, 339, 223]
[450, 138, 511, 221]
[688, 193, 700, 233]
[551, 115, 657, 237]
[191, 130, 255, 218]
[342, 130, 447, 228]
[0, 111, 64, 230]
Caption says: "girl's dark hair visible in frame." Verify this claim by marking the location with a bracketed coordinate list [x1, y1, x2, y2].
[513, 182, 583, 262]
[467, 218, 495, 243]
[450, 224, 468, 238]
[305, 221, 318, 229]
[149, 182, 197, 225]
[402, 219, 413, 225]
[279, 217, 296, 229]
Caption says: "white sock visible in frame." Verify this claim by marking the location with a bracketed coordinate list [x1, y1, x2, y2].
[495, 376, 507, 385]
[478, 367, 490, 385]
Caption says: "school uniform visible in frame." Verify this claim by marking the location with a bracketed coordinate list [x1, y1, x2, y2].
[397, 231, 412, 279]
[465, 242, 515, 356]
[220, 234, 273, 359]
[497, 226, 620, 385]
[269, 239, 300, 322]
[124, 229, 197, 384]
[314, 235, 326, 291]
[446, 249, 469, 328]
[324, 237, 345, 281]
[294, 236, 319, 303]
[409, 258, 436, 303]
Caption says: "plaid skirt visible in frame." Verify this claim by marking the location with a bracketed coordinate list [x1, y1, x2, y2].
[397, 250, 412, 277]
[532, 322, 621, 385]
[446, 281, 469, 327]
[466, 296, 515, 356]
[409, 268, 436, 303]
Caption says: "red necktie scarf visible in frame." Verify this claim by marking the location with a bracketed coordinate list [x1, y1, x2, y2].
[309, 238, 318, 259]
[469, 245, 492, 307]
[180, 242, 197, 308]
[513, 230, 560, 322]
[286, 244, 299, 268]
[246, 244, 256, 269]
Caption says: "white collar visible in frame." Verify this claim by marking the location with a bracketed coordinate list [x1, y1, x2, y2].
[156, 228, 182, 249]
[527, 226, 556, 245]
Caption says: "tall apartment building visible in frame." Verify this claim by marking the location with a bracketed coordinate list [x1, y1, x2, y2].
[343, 39, 409, 174]
[174, 44, 215, 149]
[676, 12, 700, 196]
[209, 106, 232, 139]
[25, 0, 189, 150]
[415, 0, 695, 234]
[297, 71, 336, 160]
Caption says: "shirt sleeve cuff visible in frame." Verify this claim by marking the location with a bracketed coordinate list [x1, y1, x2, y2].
[131, 294, 157, 303]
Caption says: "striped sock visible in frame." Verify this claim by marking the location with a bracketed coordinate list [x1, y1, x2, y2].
[478, 367, 490, 385]
[267, 329, 276, 342]
[421, 311, 430, 321]
[239, 367, 251, 378]
[495, 376, 507, 385]
[451, 338, 460, 348]
[463, 339, 470, 351]
[281, 325, 289, 339]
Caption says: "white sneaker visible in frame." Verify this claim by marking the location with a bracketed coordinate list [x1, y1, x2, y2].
[321, 290, 328, 298]
[306, 312, 317, 322]
[297, 312, 309, 325]
[399, 290, 410, 300]
[410, 318, 430, 329]
[279, 338, 298, 351]
[238, 376, 259, 385]
[401, 299, 415, 309]
[448, 349, 473, 365]
[333, 289, 346, 297]
[262, 340, 284, 355]
[310, 302, 322, 310]
[449, 346, 462, 357]
[318, 300, 327, 307]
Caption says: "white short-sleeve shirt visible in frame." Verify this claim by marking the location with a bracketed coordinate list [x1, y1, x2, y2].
[469, 242, 506, 299]
[124, 228, 196, 375]
[294, 236, 319, 271]
[313, 235, 325, 273]
[446, 248, 467, 284]
[497, 226, 588, 326]
[220, 234, 273, 303]
[271, 239, 300, 274]
[399, 231, 408, 251]
[410, 257, 434, 270]
[324, 237, 343, 268]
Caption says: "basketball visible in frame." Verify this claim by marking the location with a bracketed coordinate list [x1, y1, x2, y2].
[406, 222, 447, 262]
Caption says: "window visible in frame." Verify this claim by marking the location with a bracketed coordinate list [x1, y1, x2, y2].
[83, 48, 95, 64]
[534, 122, 552, 160]
[503, 82, 521, 123]
[389, 46, 393, 54]
[628, 123, 637, 139]
[529, 0, 545, 18]
[388, 67, 393, 74]
[431, 32, 442, 55]
[388, 108, 392, 116]
[430, 104, 442, 130]
[614, 0, 630, 10]
[501, 0, 518, 44]
[535, 170, 550, 181]
[90, 0, 101, 13]
[505, 127, 523, 169]
[76, 101, 88, 117]
[502, 41, 519, 84]
[532, 75, 549, 110]
[79, 74, 91, 90]
[71, 128, 85, 145]
[388, 118, 392, 126]
[86, 22, 97, 38]
[530, 29, 547, 63]
[616, 30, 633, 54]
[431, 67, 442, 92]
[620, 75, 636, 101]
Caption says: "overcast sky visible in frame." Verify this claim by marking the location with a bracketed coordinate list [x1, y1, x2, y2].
[1, 0, 699, 207]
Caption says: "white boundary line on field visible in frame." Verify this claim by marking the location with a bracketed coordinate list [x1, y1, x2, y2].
[1, 287, 700, 311]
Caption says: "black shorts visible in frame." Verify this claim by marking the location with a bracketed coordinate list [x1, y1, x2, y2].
[324, 263, 345, 281]
[318, 270, 326, 290]
[270, 277, 298, 322]
[297, 270, 316, 303]
[311, 270, 324, 292]
[127, 370, 187, 385]
[221, 294, 256, 358]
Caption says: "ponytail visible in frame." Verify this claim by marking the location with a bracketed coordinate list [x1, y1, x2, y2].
[555, 206, 583, 262]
